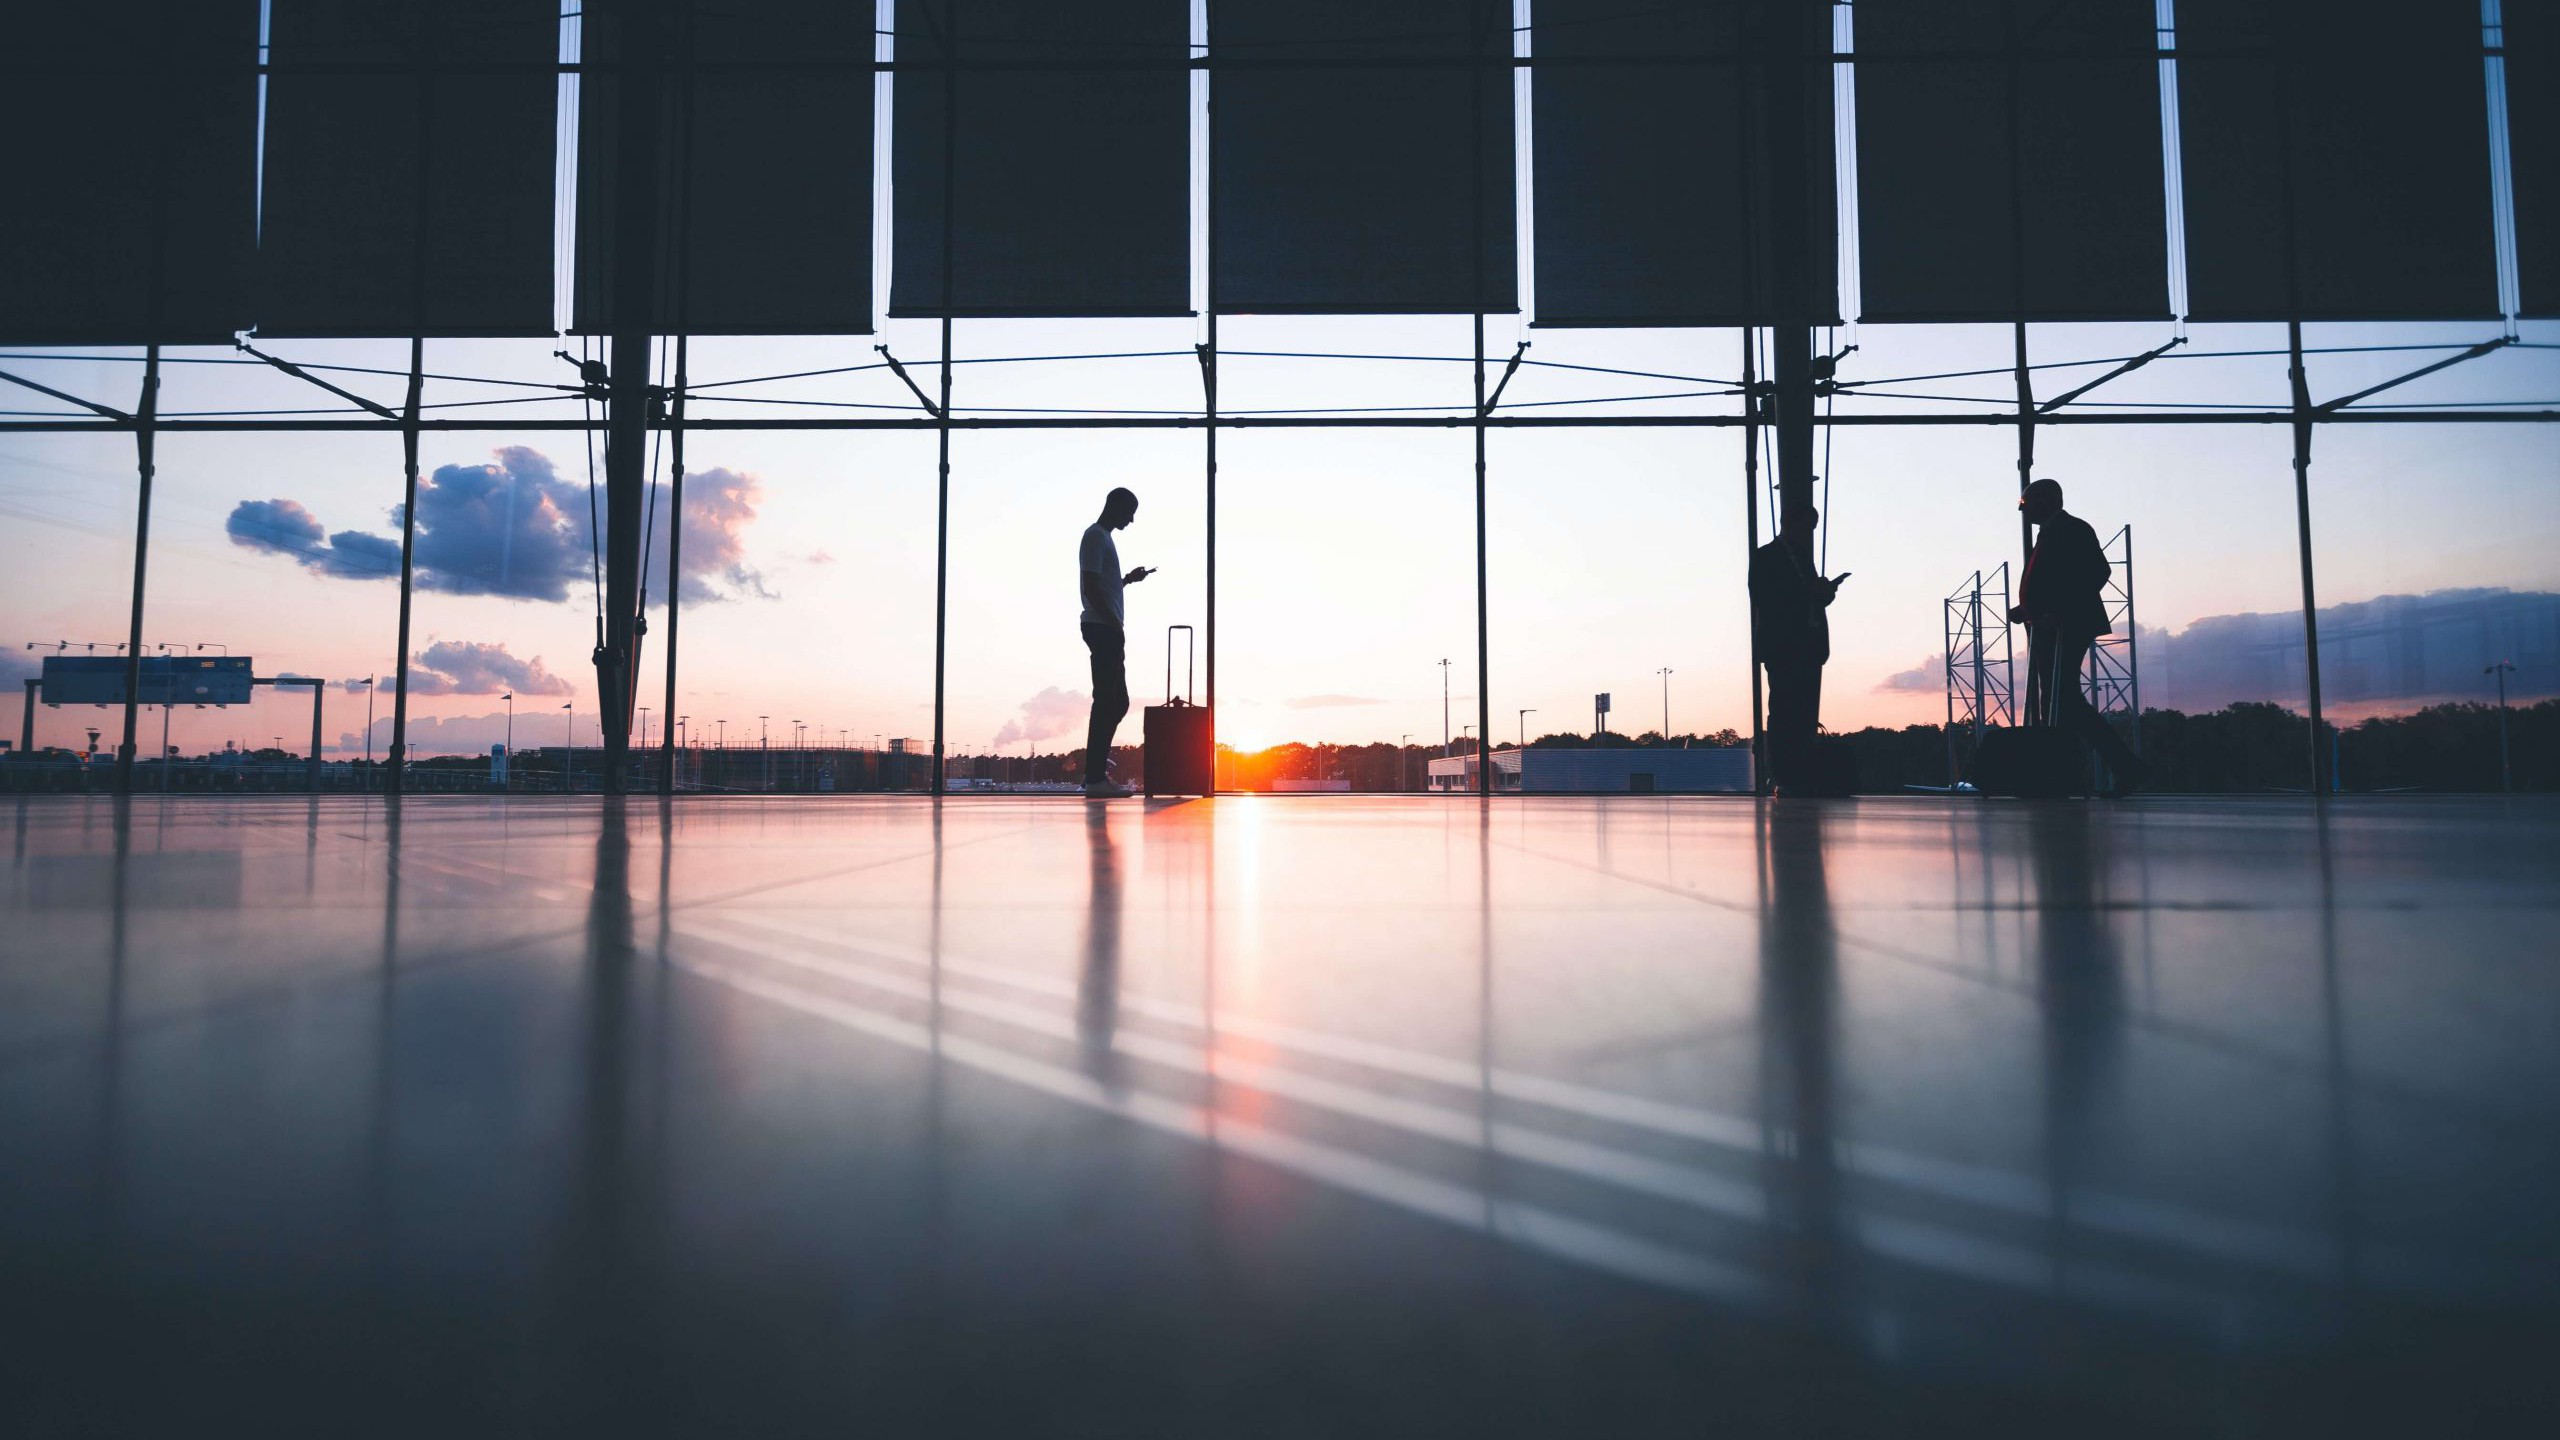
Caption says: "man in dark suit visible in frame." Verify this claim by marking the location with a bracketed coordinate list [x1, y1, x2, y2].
[2010, 478, 2147, 795]
[1750, 499, 1846, 796]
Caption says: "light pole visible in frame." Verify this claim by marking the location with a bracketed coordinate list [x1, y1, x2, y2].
[563, 701, 574, 791]
[1518, 708, 1534, 751]
[2488, 660, 2516, 793]
[1438, 658, 1452, 756]
[503, 692, 514, 791]
[360, 677, 376, 770]
[717, 718, 727, 750]
[1656, 667, 1673, 741]
[1400, 734, 1412, 793]
[759, 715, 770, 791]
[639, 706, 651, 754]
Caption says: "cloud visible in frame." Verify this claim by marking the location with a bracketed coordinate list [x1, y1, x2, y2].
[0, 648, 38, 690]
[670, 467, 775, 604]
[225, 447, 774, 606]
[401, 640, 577, 697]
[225, 499, 400, 579]
[802, 549, 836, 566]
[226, 497, 324, 552]
[1869, 588, 2560, 715]
[323, 529, 404, 578]
[1285, 693, 1386, 710]
[339, 710, 598, 760]
[991, 685, 1090, 748]
[2141, 587, 2559, 715]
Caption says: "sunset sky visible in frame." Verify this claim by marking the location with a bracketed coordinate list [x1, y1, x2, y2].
[5, 312, 2555, 761]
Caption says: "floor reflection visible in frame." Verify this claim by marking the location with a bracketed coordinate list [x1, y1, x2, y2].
[2025, 803, 2125, 1290]
[1757, 801, 1844, 1316]
[1078, 805, 1125, 1092]
[2, 793, 2554, 1435]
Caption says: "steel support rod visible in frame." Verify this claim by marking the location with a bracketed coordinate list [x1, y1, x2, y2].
[2015, 322, 2036, 579]
[2038, 336, 2184, 413]
[114, 347, 159, 794]
[1479, 340, 1529, 417]
[659, 337, 687, 796]
[598, 0, 670, 796]
[1474, 320, 1491, 798]
[1747, 0, 1819, 523]
[1203, 8, 1221, 766]
[658, 6, 699, 799]
[1471, 3, 1492, 799]
[1743, 331, 1766, 793]
[1, 409, 2554, 435]
[385, 24, 438, 798]
[2316, 336, 2512, 414]
[930, 0, 957, 798]
[235, 342, 401, 419]
[2288, 321, 2329, 795]
[0, 368, 128, 420]
[1203, 338, 1219, 737]
[387, 338, 424, 794]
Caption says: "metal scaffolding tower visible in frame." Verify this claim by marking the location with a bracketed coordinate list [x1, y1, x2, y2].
[1942, 562, 2017, 787]
[2084, 524, 2140, 727]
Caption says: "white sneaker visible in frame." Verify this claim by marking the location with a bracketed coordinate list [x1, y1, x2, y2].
[1083, 780, 1133, 798]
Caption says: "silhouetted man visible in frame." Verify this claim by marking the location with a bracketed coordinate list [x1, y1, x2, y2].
[1750, 499, 1845, 796]
[2010, 478, 2147, 795]
[1078, 487, 1153, 798]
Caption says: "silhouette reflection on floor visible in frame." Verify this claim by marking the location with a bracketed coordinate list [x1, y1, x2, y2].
[4, 793, 2557, 1436]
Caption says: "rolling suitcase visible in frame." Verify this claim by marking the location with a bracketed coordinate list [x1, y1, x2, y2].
[1143, 625, 1214, 796]
[1966, 726, 2089, 798]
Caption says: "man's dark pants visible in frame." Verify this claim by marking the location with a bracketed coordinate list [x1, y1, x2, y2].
[2029, 626, 2142, 778]
[1763, 660, 1822, 792]
[1082, 622, 1129, 786]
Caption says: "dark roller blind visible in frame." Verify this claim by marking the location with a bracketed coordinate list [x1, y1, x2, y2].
[575, 0, 875, 335]
[2508, 0, 2560, 317]
[1854, 0, 2166, 323]
[892, 1, 1191, 318]
[259, 1, 559, 338]
[2179, 0, 2496, 320]
[1531, 0, 1838, 327]
[0, 2, 259, 345]
[1212, 0, 1515, 314]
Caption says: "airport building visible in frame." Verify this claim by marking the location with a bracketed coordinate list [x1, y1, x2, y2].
[1428, 746, 1754, 793]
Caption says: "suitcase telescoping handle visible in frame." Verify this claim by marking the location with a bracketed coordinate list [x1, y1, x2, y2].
[1165, 624, 1195, 707]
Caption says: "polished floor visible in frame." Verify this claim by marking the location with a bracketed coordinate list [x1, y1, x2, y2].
[3, 793, 2557, 1436]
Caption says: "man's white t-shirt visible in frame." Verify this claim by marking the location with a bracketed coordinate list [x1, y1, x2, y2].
[1079, 522, 1123, 629]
